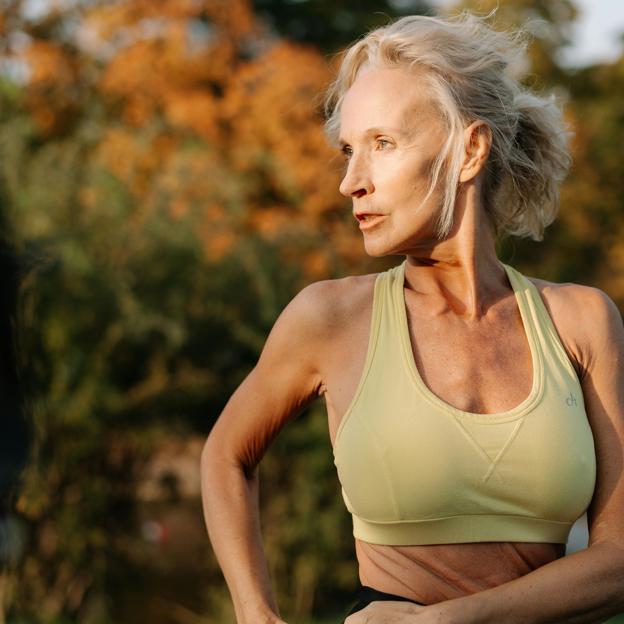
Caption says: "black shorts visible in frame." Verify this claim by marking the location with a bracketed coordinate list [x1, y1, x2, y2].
[345, 584, 426, 618]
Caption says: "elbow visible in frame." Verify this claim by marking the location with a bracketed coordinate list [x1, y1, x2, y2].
[200, 425, 233, 467]
[200, 436, 231, 474]
[200, 436, 256, 481]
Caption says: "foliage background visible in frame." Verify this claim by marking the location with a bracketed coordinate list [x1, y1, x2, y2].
[0, 0, 623, 622]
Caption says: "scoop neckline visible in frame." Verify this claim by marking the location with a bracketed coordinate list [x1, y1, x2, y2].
[394, 259, 544, 423]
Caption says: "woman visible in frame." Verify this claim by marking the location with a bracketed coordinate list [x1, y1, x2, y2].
[201, 11, 624, 623]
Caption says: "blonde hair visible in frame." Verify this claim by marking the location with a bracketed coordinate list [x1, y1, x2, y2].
[323, 10, 573, 241]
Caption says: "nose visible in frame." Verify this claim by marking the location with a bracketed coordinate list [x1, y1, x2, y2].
[339, 154, 374, 198]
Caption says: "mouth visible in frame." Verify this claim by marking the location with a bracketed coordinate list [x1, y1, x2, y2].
[355, 213, 386, 222]
[355, 213, 388, 230]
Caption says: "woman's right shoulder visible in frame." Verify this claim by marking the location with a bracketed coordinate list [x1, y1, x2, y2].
[292, 271, 380, 336]
[253, 271, 381, 398]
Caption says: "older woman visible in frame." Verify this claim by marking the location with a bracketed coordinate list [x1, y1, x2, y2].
[201, 10, 624, 624]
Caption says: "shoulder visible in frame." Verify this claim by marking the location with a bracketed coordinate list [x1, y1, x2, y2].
[285, 271, 379, 332]
[262, 270, 379, 360]
[254, 271, 379, 399]
[527, 275, 616, 319]
[526, 274, 622, 379]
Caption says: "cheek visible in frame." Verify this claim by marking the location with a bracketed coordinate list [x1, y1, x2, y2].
[410, 155, 447, 203]
[380, 161, 435, 200]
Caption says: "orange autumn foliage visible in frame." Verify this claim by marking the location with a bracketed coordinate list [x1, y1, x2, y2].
[21, 39, 81, 133]
[22, 0, 357, 278]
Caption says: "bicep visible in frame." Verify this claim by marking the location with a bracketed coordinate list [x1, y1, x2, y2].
[578, 287, 624, 549]
[204, 283, 328, 473]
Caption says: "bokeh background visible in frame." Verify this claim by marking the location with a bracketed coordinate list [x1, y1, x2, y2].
[1, 0, 624, 622]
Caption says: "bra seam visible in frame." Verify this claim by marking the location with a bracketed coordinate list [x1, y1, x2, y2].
[350, 512, 572, 525]
[360, 418, 401, 519]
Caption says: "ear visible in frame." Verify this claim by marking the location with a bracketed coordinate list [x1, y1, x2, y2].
[458, 121, 492, 183]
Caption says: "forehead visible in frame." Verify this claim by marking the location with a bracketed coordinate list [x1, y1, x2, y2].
[339, 66, 440, 138]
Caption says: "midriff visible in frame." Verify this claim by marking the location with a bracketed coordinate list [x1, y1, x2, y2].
[354, 538, 565, 604]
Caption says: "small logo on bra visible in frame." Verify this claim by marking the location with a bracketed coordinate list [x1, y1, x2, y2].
[565, 391, 577, 407]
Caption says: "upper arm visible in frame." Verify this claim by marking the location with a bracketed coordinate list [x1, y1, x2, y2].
[574, 286, 624, 550]
[202, 280, 335, 473]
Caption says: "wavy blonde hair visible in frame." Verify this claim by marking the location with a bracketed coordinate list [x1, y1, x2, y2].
[323, 10, 573, 241]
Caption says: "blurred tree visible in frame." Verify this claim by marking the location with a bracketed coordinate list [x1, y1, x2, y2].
[447, 0, 579, 85]
[252, 0, 432, 53]
[561, 55, 624, 297]
[0, 174, 30, 520]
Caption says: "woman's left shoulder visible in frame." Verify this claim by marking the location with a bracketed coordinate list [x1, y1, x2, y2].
[527, 276, 622, 381]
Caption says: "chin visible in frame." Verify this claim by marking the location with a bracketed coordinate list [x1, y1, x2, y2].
[362, 240, 397, 258]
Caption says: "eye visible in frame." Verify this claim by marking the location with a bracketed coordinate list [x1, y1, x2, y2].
[340, 145, 353, 160]
[375, 138, 392, 150]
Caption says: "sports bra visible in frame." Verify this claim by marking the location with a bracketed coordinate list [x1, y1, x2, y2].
[332, 259, 597, 546]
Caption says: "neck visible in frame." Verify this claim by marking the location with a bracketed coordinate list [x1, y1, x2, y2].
[403, 180, 509, 321]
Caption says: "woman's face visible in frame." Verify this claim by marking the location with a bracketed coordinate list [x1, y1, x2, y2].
[338, 65, 450, 257]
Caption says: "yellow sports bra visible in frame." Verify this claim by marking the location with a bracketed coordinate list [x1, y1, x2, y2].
[332, 259, 597, 546]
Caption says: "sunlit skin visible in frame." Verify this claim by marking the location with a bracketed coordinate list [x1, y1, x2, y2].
[338, 64, 509, 320]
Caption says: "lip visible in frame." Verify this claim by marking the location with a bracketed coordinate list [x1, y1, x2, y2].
[355, 213, 388, 231]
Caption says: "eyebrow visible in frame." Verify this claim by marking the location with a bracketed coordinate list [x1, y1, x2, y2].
[337, 126, 409, 147]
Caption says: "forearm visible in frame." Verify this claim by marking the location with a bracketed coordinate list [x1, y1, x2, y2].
[442, 542, 624, 623]
[200, 448, 282, 624]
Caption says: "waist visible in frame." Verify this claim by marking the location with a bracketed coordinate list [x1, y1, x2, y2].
[355, 539, 565, 604]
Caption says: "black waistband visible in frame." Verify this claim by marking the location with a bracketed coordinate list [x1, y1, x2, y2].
[345, 583, 427, 617]
[357, 584, 426, 605]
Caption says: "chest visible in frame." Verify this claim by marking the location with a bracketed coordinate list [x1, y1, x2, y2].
[323, 280, 583, 448]
[401, 290, 534, 415]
